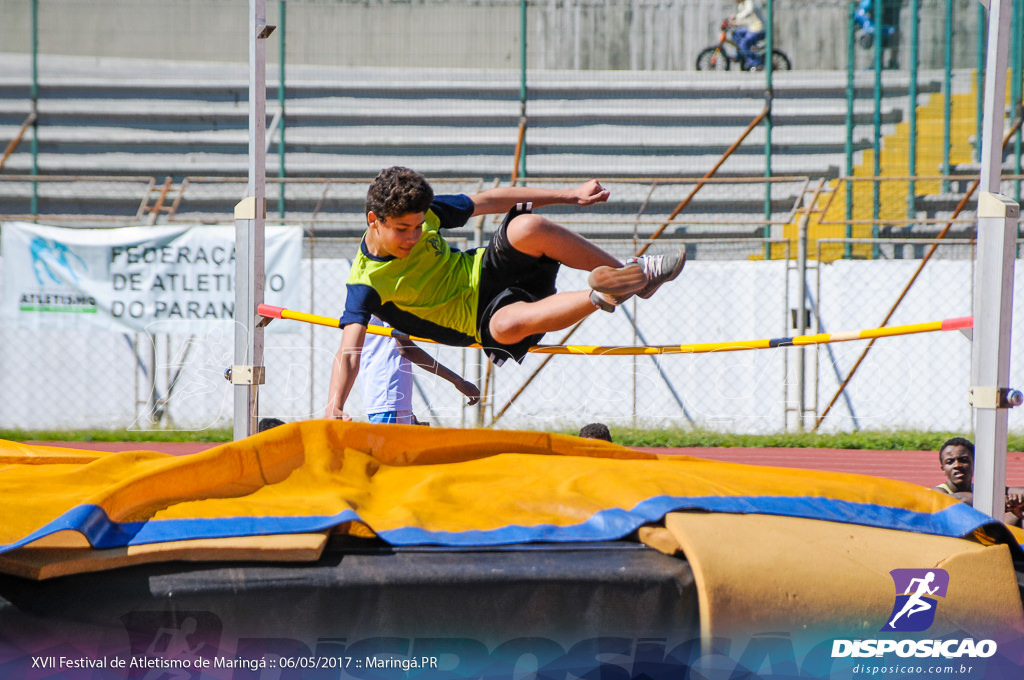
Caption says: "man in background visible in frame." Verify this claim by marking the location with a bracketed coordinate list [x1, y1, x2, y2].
[933, 436, 1024, 528]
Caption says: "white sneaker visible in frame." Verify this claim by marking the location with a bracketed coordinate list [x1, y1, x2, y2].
[630, 248, 687, 299]
[587, 262, 646, 312]
[589, 289, 631, 312]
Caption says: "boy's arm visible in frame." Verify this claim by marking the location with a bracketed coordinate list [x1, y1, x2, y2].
[325, 323, 367, 420]
[1005, 487, 1024, 525]
[396, 338, 481, 405]
[468, 179, 609, 216]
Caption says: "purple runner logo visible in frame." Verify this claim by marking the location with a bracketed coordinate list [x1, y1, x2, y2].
[882, 568, 949, 632]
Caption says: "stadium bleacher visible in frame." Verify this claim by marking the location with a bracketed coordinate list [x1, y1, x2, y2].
[0, 54, 958, 238]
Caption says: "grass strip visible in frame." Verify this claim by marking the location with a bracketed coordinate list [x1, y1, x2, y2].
[3, 426, 1023, 452]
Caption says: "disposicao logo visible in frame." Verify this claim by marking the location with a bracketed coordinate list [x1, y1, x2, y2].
[882, 568, 948, 632]
[831, 568, 998, 660]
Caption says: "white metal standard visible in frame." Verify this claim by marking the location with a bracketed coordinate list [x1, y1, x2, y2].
[971, 0, 1019, 521]
[232, 0, 271, 440]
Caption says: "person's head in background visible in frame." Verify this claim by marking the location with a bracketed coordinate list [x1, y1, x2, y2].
[938, 436, 974, 493]
[578, 422, 613, 442]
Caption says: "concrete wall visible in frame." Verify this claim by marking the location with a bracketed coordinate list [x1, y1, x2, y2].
[0, 0, 985, 72]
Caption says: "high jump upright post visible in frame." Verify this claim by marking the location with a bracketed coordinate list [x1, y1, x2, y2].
[232, 0, 273, 439]
[971, 0, 1019, 521]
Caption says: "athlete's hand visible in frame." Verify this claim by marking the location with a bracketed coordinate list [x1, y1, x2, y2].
[325, 404, 352, 421]
[572, 179, 611, 206]
[458, 379, 481, 406]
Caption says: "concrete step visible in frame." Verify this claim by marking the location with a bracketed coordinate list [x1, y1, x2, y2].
[0, 58, 945, 98]
[0, 174, 804, 235]
[0, 148, 852, 180]
[0, 97, 908, 129]
[0, 122, 888, 156]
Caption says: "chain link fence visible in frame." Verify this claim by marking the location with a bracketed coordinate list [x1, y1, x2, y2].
[0, 0, 1021, 434]
[4, 176, 1023, 434]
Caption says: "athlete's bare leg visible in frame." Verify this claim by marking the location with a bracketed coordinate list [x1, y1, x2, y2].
[488, 290, 599, 345]
[505, 213, 620, 271]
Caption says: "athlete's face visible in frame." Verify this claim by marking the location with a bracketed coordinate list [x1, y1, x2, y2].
[939, 445, 973, 492]
[367, 211, 425, 258]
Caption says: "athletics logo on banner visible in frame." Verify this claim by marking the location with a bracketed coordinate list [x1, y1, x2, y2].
[881, 568, 949, 632]
[1, 222, 302, 334]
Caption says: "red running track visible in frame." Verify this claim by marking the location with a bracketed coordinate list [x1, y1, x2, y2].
[26, 441, 1024, 488]
[643, 447, 1024, 488]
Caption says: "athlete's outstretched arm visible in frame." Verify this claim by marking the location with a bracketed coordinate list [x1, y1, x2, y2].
[469, 179, 609, 216]
[325, 323, 367, 420]
[396, 338, 480, 405]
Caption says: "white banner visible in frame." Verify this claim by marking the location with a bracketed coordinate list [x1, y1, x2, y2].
[1, 222, 302, 334]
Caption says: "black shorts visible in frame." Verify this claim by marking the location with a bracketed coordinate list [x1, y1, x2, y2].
[476, 204, 560, 365]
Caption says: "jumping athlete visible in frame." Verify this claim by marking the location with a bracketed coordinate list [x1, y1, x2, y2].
[325, 166, 686, 420]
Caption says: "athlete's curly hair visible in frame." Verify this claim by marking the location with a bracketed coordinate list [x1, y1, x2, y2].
[365, 166, 434, 220]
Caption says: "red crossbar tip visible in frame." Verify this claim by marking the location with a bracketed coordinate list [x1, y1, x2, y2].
[940, 316, 973, 331]
[258, 304, 285, 319]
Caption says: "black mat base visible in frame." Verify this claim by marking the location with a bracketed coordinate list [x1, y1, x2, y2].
[0, 540, 702, 679]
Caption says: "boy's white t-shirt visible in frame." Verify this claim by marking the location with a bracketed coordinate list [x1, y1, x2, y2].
[360, 315, 414, 415]
[734, 0, 765, 31]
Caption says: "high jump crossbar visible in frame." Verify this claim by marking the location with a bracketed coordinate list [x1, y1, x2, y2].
[257, 304, 972, 357]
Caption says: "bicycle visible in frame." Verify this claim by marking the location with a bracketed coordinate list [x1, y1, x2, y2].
[695, 20, 792, 72]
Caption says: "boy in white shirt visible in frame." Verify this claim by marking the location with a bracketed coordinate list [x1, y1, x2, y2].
[360, 315, 479, 424]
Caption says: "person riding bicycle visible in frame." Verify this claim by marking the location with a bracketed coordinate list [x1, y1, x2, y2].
[853, 0, 901, 67]
[728, 0, 766, 70]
